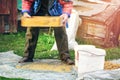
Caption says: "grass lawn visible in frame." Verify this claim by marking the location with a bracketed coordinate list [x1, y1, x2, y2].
[0, 30, 120, 79]
[0, 30, 120, 60]
[0, 30, 60, 60]
[0, 76, 24, 80]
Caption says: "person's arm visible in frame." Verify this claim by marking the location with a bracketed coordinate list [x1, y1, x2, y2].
[22, 0, 34, 17]
[59, 0, 73, 18]
[59, 0, 73, 26]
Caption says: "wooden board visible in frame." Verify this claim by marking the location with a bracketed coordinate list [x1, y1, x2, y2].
[0, 0, 10, 14]
[21, 16, 63, 27]
[0, 0, 17, 33]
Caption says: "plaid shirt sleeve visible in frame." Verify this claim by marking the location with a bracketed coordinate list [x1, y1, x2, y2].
[59, 0, 73, 17]
[22, 0, 34, 13]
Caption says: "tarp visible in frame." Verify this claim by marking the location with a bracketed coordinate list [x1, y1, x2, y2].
[0, 51, 77, 80]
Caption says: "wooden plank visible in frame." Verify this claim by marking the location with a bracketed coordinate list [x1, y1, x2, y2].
[0, 0, 17, 33]
[0, 16, 5, 33]
[0, 0, 10, 15]
[9, 0, 17, 32]
[21, 16, 63, 27]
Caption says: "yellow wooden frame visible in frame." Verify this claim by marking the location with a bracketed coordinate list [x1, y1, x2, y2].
[21, 16, 63, 27]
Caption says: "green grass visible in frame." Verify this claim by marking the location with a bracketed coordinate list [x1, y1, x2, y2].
[0, 31, 58, 59]
[105, 47, 120, 60]
[0, 30, 120, 79]
[0, 30, 74, 60]
[0, 76, 24, 80]
[0, 31, 120, 60]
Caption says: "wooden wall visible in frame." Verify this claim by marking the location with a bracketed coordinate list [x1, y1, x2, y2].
[0, 0, 17, 33]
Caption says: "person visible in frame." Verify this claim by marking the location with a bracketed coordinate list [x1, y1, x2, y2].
[19, 0, 74, 65]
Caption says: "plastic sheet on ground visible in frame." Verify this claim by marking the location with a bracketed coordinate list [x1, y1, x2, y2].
[0, 51, 77, 80]
[83, 69, 120, 80]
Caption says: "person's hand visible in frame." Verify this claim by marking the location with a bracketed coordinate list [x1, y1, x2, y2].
[60, 13, 68, 27]
[23, 12, 31, 18]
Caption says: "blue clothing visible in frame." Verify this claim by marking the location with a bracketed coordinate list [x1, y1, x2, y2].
[27, 0, 63, 16]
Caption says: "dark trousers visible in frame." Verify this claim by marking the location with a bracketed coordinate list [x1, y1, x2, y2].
[23, 27, 70, 61]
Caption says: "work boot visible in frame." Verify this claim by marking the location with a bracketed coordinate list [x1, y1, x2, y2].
[19, 57, 33, 63]
[62, 58, 74, 65]
[60, 53, 74, 65]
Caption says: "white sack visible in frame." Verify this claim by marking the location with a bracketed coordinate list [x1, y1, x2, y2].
[51, 9, 81, 50]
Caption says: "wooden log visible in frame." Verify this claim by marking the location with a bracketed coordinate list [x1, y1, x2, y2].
[21, 16, 63, 27]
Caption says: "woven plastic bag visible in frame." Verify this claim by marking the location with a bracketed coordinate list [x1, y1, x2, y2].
[51, 9, 81, 50]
